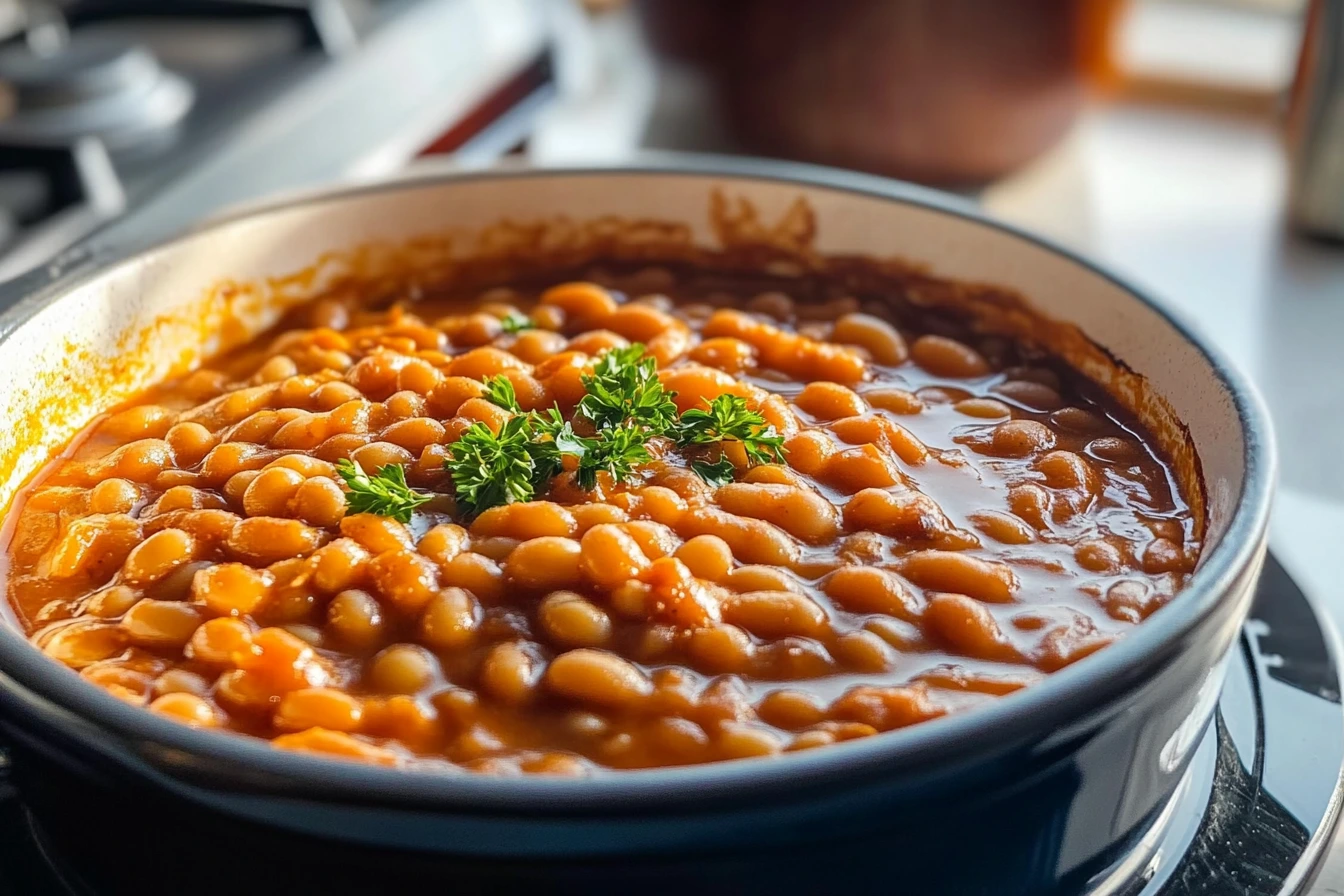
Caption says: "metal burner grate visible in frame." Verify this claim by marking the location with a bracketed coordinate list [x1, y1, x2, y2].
[0, 0, 553, 282]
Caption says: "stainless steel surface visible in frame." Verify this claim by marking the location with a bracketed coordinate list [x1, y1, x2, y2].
[0, 0, 551, 283]
[86, 0, 547, 252]
[19, 1, 69, 54]
[0, 32, 196, 149]
[1288, 0, 1344, 240]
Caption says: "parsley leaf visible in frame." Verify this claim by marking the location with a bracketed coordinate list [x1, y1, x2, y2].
[577, 344, 680, 433]
[482, 374, 520, 412]
[676, 394, 787, 467]
[445, 416, 538, 517]
[336, 459, 432, 523]
[525, 406, 583, 489]
[691, 457, 737, 488]
[531, 406, 589, 460]
[576, 425, 652, 491]
[500, 312, 535, 334]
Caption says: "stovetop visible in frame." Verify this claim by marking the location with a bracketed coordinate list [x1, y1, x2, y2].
[0, 0, 554, 282]
[0, 552, 1338, 895]
[1119, 554, 1344, 895]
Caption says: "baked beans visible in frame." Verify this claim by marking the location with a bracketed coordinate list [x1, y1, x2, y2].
[3, 263, 1198, 773]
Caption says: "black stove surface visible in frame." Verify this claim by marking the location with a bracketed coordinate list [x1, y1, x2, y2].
[1113, 553, 1344, 895]
[0, 552, 1339, 895]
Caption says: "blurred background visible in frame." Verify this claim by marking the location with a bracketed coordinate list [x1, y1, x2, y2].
[0, 0, 1337, 621]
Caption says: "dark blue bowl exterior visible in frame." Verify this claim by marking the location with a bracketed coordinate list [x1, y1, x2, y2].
[0, 543, 1259, 895]
[0, 157, 1275, 895]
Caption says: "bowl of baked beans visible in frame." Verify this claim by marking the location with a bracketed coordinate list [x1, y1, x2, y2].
[0, 157, 1273, 896]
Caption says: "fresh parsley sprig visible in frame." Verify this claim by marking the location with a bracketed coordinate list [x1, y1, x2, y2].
[500, 312, 535, 334]
[676, 393, 786, 466]
[690, 457, 737, 488]
[440, 342, 789, 516]
[445, 406, 595, 517]
[575, 424, 652, 491]
[482, 374, 520, 412]
[336, 459, 432, 523]
[526, 406, 583, 489]
[446, 416, 539, 517]
[531, 406, 589, 460]
[577, 344, 680, 433]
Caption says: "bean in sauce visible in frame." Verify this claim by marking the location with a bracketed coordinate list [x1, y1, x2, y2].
[1, 264, 1199, 774]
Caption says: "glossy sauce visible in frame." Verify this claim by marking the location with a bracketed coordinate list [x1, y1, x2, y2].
[2, 264, 1199, 773]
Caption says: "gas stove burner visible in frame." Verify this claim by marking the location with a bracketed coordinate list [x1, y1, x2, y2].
[61, 0, 372, 57]
[0, 553, 1339, 895]
[0, 31, 193, 150]
[0, 0, 551, 283]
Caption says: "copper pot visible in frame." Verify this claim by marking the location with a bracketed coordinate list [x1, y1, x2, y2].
[640, 0, 1112, 185]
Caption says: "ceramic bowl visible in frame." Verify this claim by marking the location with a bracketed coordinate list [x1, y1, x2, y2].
[0, 157, 1274, 895]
